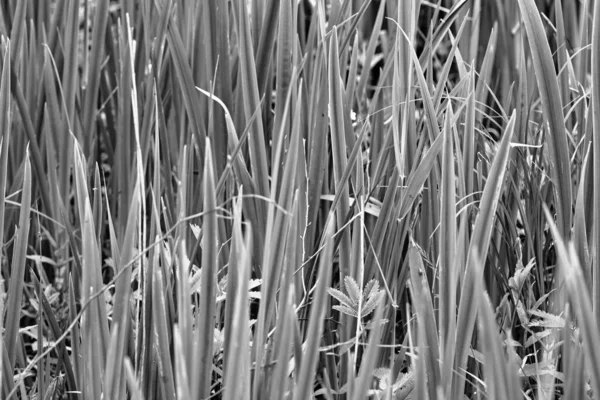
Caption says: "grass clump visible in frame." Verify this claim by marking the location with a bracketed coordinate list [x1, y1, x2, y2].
[1, 0, 600, 398]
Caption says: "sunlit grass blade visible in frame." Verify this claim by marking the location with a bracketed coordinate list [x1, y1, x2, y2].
[174, 326, 192, 399]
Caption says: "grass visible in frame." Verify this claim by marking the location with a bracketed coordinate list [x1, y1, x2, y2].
[1, 0, 600, 398]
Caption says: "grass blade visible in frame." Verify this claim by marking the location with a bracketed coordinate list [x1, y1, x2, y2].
[590, 0, 600, 323]
[293, 223, 334, 400]
[194, 139, 219, 399]
[4, 151, 31, 367]
[518, 0, 572, 237]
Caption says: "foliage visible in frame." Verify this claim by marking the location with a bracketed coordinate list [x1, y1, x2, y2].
[0, 0, 600, 399]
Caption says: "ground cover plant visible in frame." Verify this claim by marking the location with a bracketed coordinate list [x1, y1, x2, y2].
[1, 0, 600, 398]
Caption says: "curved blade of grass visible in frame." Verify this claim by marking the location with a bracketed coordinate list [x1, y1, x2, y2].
[518, 0, 572, 237]
[4, 151, 31, 367]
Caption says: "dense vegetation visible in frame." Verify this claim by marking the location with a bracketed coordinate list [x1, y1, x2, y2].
[1, 0, 600, 398]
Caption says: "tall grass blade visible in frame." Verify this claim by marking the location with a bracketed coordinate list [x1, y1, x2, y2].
[0, 39, 10, 261]
[517, 0, 572, 237]
[194, 139, 219, 399]
[476, 275, 522, 400]
[328, 27, 352, 276]
[451, 113, 515, 397]
[235, 0, 270, 198]
[293, 223, 334, 400]
[439, 103, 457, 391]
[545, 206, 600, 398]
[408, 242, 440, 400]
[4, 151, 31, 367]
[223, 198, 251, 400]
[590, 0, 600, 324]
[151, 246, 176, 400]
[351, 302, 385, 400]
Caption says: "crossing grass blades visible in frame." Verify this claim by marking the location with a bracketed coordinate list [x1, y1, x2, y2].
[1, 0, 600, 398]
